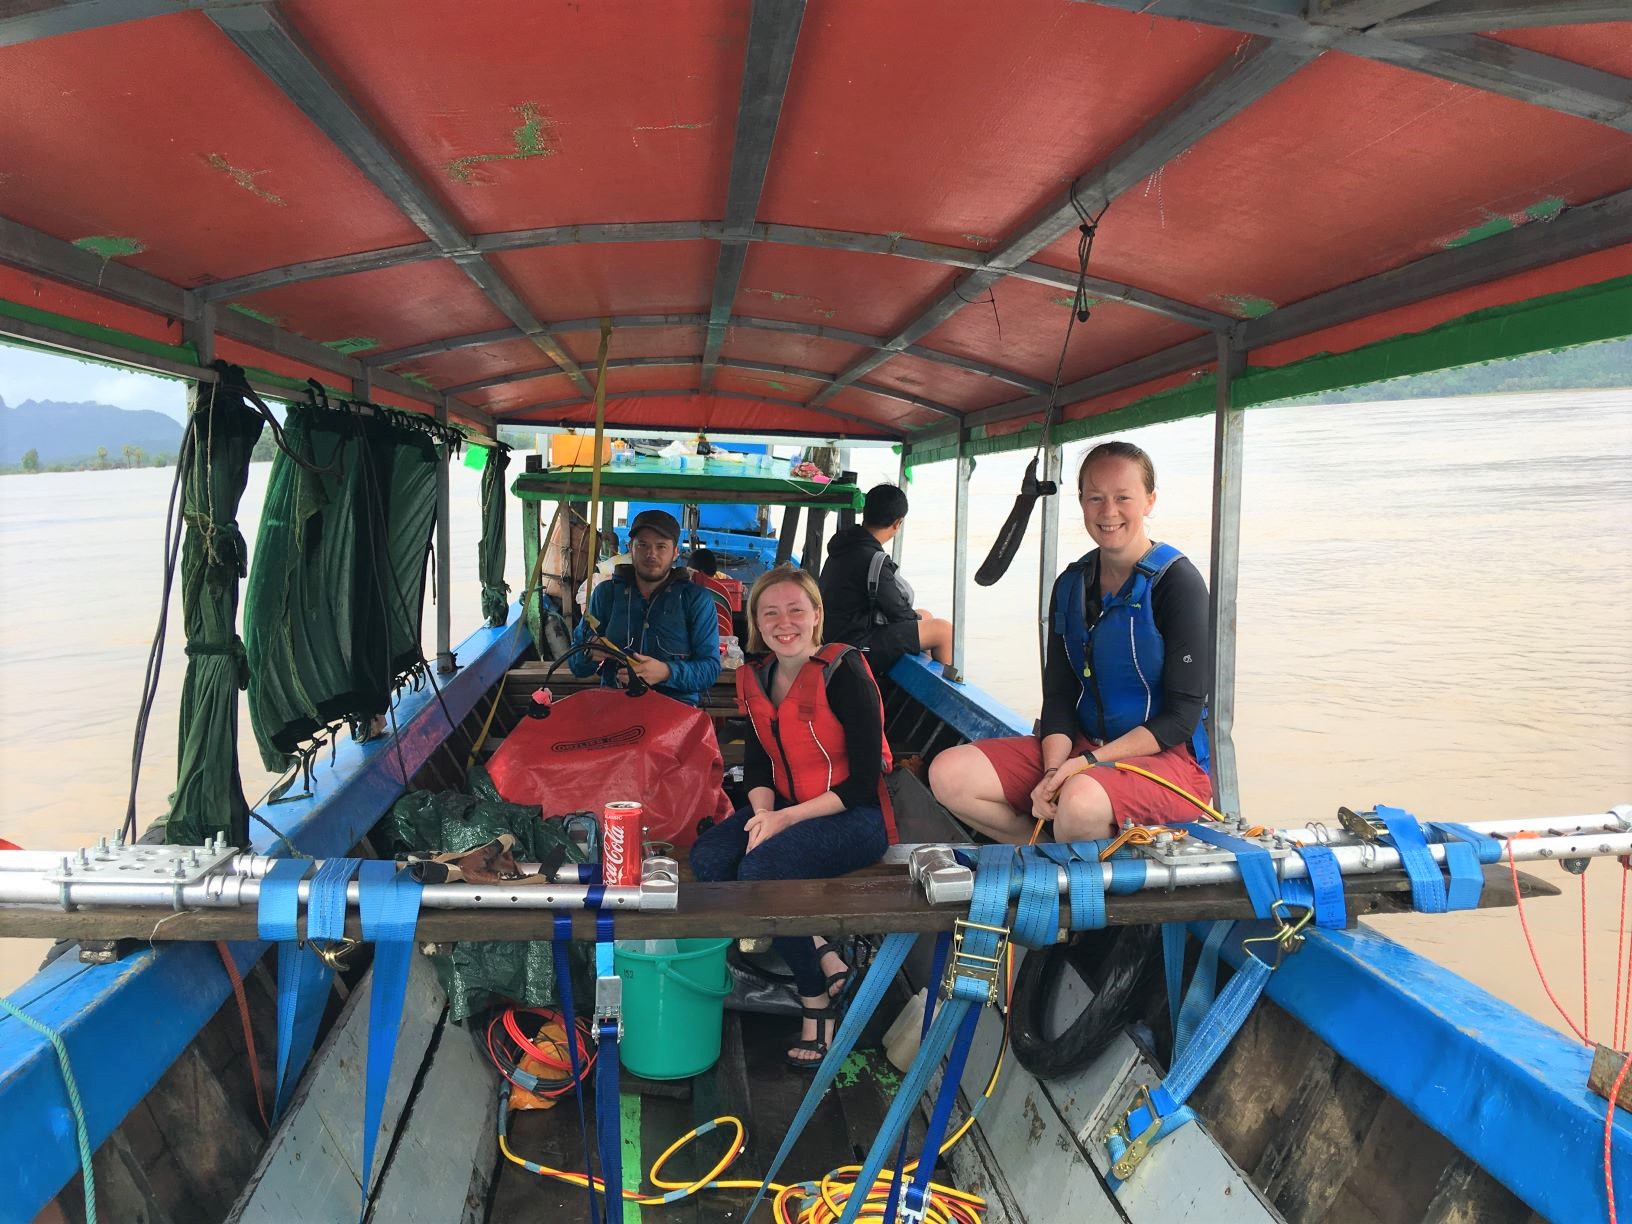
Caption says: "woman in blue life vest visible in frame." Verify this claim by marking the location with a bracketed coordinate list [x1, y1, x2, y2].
[930, 441, 1212, 843]
[690, 565, 895, 1069]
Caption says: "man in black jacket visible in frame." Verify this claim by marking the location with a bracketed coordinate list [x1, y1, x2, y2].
[818, 483, 958, 681]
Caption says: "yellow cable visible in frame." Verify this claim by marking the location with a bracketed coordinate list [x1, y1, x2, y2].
[1104, 760, 1228, 821]
[464, 688, 506, 770]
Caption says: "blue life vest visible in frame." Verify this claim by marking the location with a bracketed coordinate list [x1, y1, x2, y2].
[1052, 542, 1210, 771]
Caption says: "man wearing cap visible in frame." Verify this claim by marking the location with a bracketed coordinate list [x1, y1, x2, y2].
[567, 509, 722, 704]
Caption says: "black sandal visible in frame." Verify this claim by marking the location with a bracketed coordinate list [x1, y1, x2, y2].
[786, 1002, 840, 1072]
[815, 938, 852, 999]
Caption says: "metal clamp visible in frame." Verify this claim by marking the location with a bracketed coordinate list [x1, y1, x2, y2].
[942, 917, 1009, 1003]
[312, 937, 357, 971]
[594, 974, 624, 1042]
[1105, 1084, 1163, 1181]
[1241, 899, 1316, 969]
[1337, 806, 1386, 842]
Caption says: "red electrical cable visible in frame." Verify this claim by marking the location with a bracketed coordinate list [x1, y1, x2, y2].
[216, 941, 268, 1132]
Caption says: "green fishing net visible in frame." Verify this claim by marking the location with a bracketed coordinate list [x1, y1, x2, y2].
[479, 445, 511, 627]
[381, 767, 586, 1023]
[164, 370, 266, 846]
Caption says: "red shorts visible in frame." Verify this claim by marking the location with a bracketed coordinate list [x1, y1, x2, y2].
[971, 734, 1214, 828]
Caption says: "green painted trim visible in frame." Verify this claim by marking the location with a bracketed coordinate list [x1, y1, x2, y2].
[905, 273, 1632, 467]
[620, 1090, 644, 1223]
[0, 295, 196, 367]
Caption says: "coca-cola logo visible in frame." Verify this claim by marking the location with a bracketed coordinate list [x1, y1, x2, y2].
[550, 725, 646, 753]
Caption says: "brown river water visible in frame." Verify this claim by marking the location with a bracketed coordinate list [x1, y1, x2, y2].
[3, 390, 1630, 1045]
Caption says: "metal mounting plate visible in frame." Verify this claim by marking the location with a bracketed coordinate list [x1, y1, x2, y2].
[44, 843, 239, 887]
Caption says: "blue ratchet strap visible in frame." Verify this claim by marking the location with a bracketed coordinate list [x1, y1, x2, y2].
[1428, 822, 1501, 910]
[356, 861, 422, 1218]
[1172, 921, 1234, 1057]
[1107, 855, 1147, 894]
[900, 1004, 983, 1223]
[836, 844, 1014, 1224]
[257, 857, 326, 1120]
[1068, 858, 1105, 932]
[1376, 805, 1447, 913]
[1182, 824, 1280, 917]
[1105, 945, 1275, 1194]
[1011, 849, 1061, 949]
[1283, 844, 1347, 929]
[592, 910, 623, 1224]
[882, 932, 951, 1224]
[1161, 924, 1186, 1039]
[745, 930, 920, 1223]
[553, 912, 602, 1224]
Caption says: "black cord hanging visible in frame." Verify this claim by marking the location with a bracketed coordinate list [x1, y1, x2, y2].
[973, 182, 1106, 588]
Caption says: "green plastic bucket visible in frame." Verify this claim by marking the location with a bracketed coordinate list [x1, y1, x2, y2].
[614, 937, 733, 1080]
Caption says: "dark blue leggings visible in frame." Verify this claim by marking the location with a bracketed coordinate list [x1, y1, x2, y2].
[689, 803, 888, 997]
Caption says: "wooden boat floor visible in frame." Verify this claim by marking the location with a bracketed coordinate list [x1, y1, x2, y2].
[487, 1008, 935, 1222]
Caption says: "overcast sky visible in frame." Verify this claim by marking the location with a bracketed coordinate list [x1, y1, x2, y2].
[0, 344, 188, 423]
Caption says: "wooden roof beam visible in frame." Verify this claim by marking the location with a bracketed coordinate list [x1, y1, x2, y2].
[701, 0, 807, 392]
[1306, 0, 1443, 28]
[497, 388, 904, 439]
[447, 354, 962, 420]
[368, 314, 1048, 395]
[1368, 1, 1631, 38]
[912, 185, 1632, 448]
[199, 220, 1226, 329]
[0, 214, 492, 428]
[806, 37, 1313, 411]
[206, 4, 595, 394]
[1092, 0, 1632, 132]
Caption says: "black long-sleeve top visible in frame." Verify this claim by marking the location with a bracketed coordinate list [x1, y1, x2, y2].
[744, 649, 884, 809]
[1039, 552, 1211, 750]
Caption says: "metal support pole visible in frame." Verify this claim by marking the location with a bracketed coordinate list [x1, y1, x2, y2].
[892, 446, 908, 564]
[1038, 442, 1063, 671]
[352, 367, 371, 402]
[1207, 333, 1247, 817]
[435, 396, 455, 674]
[951, 433, 972, 674]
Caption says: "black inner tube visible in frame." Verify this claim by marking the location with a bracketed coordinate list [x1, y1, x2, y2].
[1009, 924, 1161, 1081]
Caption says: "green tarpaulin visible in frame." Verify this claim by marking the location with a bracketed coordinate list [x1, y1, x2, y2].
[382, 767, 585, 1023]
[245, 399, 447, 772]
[479, 445, 510, 626]
[163, 368, 265, 846]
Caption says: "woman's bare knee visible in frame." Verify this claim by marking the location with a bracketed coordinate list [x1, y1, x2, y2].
[1053, 776, 1115, 842]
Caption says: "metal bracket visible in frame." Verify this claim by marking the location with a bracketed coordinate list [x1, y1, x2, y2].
[942, 917, 1009, 1003]
[594, 974, 624, 1042]
[1106, 1083, 1164, 1181]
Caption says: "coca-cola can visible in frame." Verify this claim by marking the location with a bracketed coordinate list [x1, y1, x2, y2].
[601, 801, 644, 888]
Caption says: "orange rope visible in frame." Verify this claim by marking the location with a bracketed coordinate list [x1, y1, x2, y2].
[1607, 1049, 1632, 1224]
[1616, 870, 1629, 1051]
[216, 941, 268, 1132]
[1507, 840, 1589, 1045]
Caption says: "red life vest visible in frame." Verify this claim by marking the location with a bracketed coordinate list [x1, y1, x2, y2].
[735, 642, 897, 843]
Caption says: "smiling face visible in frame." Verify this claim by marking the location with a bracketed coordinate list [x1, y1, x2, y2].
[1079, 455, 1157, 558]
[753, 578, 821, 660]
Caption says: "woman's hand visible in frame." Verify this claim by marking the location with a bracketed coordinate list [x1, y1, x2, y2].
[1030, 757, 1091, 819]
[745, 807, 789, 853]
[624, 652, 672, 685]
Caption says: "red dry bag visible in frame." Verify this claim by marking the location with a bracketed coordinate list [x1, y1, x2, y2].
[486, 687, 733, 852]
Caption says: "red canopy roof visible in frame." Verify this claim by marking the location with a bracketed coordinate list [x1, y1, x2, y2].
[2, 1, 1629, 447]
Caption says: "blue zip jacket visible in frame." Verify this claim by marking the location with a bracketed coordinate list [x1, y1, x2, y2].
[568, 565, 722, 704]
[1052, 542, 1211, 771]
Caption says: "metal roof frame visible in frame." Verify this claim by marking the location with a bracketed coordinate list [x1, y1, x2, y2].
[502, 386, 903, 437]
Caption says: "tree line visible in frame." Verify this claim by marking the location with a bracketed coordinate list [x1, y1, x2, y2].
[4, 444, 175, 475]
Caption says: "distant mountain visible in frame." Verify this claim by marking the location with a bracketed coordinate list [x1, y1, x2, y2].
[0, 395, 184, 466]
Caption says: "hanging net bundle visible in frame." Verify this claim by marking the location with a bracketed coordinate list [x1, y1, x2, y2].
[163, 367, 266, 846]
[478, 444, 511, 627]
[245, 390, 453, 773]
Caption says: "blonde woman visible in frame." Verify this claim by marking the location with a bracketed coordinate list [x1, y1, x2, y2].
[690, 565, 895, 1069]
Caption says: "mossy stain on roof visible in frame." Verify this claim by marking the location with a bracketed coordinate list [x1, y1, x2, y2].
[203, 154, 286, 207]
[1220, 294, 1276, 319]
[322, 336, 380, 355]
[227, 303, 282, 326]
[447, 102, 557, 184]
[72, 235, 144, 258]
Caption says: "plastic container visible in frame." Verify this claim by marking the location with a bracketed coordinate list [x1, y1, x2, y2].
[883, 987, 928, 1072]
[614, 937, 733, 1079]
[550, 432, 612, 467]
[677, 453, 706, 473]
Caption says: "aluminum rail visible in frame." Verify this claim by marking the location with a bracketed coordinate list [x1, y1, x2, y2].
[0, 855, 679, 912]
[909, 806, 1632, 905]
